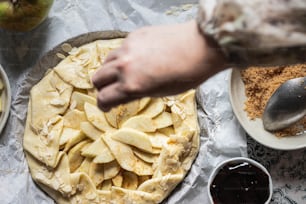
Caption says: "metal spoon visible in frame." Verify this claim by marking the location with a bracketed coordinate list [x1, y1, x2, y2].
[262, 76, 306, 131]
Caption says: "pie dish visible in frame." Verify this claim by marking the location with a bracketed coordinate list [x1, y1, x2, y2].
[23, 32, 200, 204]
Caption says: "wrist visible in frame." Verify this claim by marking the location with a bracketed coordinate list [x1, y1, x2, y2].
[189, 20, 228, 76]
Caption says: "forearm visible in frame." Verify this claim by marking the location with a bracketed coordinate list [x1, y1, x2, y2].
[92, 20, 228, 111]
[197, 0, 306, 68]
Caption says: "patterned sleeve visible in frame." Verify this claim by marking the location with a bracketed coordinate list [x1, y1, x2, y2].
[197, 0, 306, 68]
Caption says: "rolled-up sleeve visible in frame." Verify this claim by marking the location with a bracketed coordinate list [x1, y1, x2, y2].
[197, 0, 306, 67]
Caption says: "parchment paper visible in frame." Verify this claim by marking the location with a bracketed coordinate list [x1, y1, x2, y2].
[0, 1, 247, 203]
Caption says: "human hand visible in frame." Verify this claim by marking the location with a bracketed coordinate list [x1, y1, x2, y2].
[92, 20, 227, 111]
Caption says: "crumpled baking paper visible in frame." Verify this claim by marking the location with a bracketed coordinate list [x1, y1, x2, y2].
[0, 0, 247, 203]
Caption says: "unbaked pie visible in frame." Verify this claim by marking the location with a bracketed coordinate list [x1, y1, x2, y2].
[23, 39, 200, 204]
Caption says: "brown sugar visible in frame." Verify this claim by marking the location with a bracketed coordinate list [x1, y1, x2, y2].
[241, 64, 306, 137]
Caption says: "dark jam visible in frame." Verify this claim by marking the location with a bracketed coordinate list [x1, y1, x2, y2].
[210, 161, 270, 204]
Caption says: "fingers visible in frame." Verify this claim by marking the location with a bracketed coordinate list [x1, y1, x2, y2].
[93, 42, 139, 111]
[104, 49, 119, 63]
[92, 60, 120, 89]
[96, 82, 135, 112]
[93, 47, 135, 111]
[92, 47, 126, 89]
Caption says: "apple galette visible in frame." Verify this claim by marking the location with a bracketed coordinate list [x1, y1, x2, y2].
[23, 39, 200, 204]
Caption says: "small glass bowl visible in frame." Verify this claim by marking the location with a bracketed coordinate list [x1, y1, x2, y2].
[207, 157, 273, 204]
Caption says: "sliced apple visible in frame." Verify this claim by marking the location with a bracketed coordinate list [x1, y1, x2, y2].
[104, 108, 118, 128]
[81, 138, 114, 163]
[112, 172, 123, 187]
[171, 111, 183, 130]
[67, 140, 90, 172]
[121, 115, 156, 132]
[93, 153, 115, 164]
[105, 100, 139, 128]
[89, 162, 104, 186]
[139, 98, 165, 118]
[76, 157, 92, 175]
[103, 134, 152, 175]
[138, 97, 151, 112]
[134, 158, 153, 176]
[153, 112, 173, 129]
[59, 127, 81, 146]
[100, 180, 112, 190]
[148, 132, 169, 149]
[84, 102, 114, 132]
[80, 121, 102, 140]
[138, 175, 151, 186]
[122, 171, 138, 190]
[81, 139, 101, 157]
[133, 148, 156, 164]
[158, 126, 175, 136]
[104, 160, 121, 180]
[102, 134, 135, 172]
[151, 148, 162, 154]
[111, 128, 152, 153]
[71, 91, 96, 111]
[87, 88, 98, 98]
[63, 109, 87, 129]
[179, 89, 196, 115]
[63, 131, 86, 152]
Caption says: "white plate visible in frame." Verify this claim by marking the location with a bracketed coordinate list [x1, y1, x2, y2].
[0, 64, 11, 134]
[229, 68, 306, 150]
